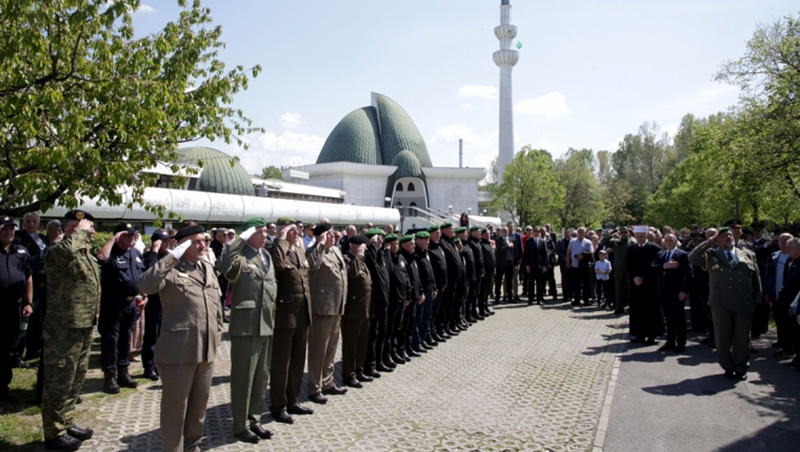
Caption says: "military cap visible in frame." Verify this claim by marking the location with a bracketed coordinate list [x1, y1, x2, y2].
[481, 228, 488, 233]
[174, 225, 205, 242]
[469, 226, 481, 232]
[0, 215, 18, 227]
[723, 218, 742, 227]
[151, 230, 170, 242]
[384, 233, 399, 243]
[742, 228, 753, 236]
[313, 223, 332, 236]
[427, 224, 440, 233]
[454, 238, 462, 245]
[399, 234, 413, 244]
[242, 217, 267, 230]
[455, 226, 467, 234]
[114, 222, 137, 235]
[717, 227, 730, 234]
[750, 221, 765, 229]
[349, 235, 367, 245]
[64, 209, 95, 222]
[441, 221, 454, 229]
[275, 217, 295, 226]
[415, 231, 430, 239]
[365, 228, 385, 238]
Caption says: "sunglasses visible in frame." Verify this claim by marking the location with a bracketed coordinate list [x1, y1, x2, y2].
[204, 238, 212, 242]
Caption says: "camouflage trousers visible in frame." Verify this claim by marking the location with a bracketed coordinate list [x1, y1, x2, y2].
[41, 327, 93, 439]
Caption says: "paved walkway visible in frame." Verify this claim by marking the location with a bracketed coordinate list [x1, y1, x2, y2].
[36, 297, 800, 451]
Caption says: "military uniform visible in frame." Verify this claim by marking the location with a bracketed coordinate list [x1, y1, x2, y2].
[413, 240, 435, 350]
[479, 236, 496, 315]
[426, 229, 448, 344]
[439, 233, 463, 335]
[268, 238, 313, 415]
[41, 228, 101, 442]
[398, 245, 420, 357]
[342, 248, 372, 382]
[141, 246, 168, 379]
[306, 237, 347, 396]
[364, 234, 391, 373]
[387, 242, 411, 362]
[216, 235, 277, 437]
[689, 240, 761, 376]
[459, 234, 476, 326]
[139, 240, 223, 452]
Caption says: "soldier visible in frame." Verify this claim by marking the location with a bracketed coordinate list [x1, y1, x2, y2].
[439, 222, 463, 337]
[425, 225, 448, 346]
[385, 234, 411, 365]
[216, 218, 276, 443]
[363, 228, 391, 374]
[306, 223, 348, 404]
[97, 222, 146, 394]
[398, 234, 422, 359]
[268, 217, 314, 424]
[139, 225, 224, 452]
[1, 215, 33, 403]
[41, 210, 99, 451]
[457, 227, 476, 328]
[467, 226, 484, 322]
[140, 229, 171, 381]
[341, 235, 372, 387]
[412, 231, 435, 354]
[479, 228, 496, 316]
[494, 226, 514, 304]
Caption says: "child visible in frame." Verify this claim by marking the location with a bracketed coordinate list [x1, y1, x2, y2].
[594, 250, 615, 309]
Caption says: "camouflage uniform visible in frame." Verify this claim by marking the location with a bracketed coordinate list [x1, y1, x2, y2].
[41, 229, 101, 440]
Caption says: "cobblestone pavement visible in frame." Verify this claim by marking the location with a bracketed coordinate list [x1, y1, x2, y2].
[53, 300, 626, 452]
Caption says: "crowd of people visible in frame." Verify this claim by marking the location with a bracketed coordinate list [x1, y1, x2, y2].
[1, 209, 799, 451]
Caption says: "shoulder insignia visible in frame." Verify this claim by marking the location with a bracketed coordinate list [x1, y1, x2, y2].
[17, 248, 27, 254]
[401, 261, 405, 268]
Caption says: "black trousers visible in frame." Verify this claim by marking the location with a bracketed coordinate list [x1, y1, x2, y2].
[365, 297, 388, 370]
[572, 267, 591, 303]
[1, 301, 22, 393]
[661, 295, 686, 347]
[141, 297, 162, 373]
[98, 299, 136, 372]
[495, 267, 512, 300]
[560, 263, 573, 300]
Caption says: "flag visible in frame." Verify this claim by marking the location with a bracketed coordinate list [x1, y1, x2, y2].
[516, 41, 522, 49]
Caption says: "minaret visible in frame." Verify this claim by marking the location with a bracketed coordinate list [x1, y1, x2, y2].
[493, 0, 519, 186]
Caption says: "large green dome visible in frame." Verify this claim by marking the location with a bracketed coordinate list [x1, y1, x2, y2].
[316, 92, 432, 167]
[174, 146, 253, 196]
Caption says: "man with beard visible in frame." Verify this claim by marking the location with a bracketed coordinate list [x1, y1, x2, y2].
[625, 225, 662, 344]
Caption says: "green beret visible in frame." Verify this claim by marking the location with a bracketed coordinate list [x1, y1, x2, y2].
[455, 226, 467, 234]
[399, 234, 413, 244]
[441, 221, 454, 229]
[242, 217, 267, 230]
[365, 227, 385, 238]
[415, 231, 430, 239]
[427, 224, 440, 233]
[454, 238, 462, 245]
[384, 233, 399, 243]
[469, 226, 481, 232]
[275, 217, 295, 226]
[717, 227, 730, 234]
[481, 228, 488, 233]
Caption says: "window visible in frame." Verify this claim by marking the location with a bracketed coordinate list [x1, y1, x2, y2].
[407, 182, 415, 192]
[396, 182, 404, 192]
[409, 202, 417, 216]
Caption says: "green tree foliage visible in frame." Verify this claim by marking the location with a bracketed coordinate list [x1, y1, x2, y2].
[258, 165, 285, 180]
[0, 0, 262, 216]
[555, 148, 603, 228]
[494, 146, 563, 227]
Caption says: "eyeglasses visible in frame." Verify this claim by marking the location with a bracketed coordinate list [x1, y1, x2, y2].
[226, 232, 235, 236]
[204, 238, 212, 242]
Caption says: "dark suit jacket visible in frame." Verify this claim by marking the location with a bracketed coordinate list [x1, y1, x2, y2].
[523, 237, 547, 274]
[495, 236, 513, 270]
[650, 248, 694, 300]
[270, 239, 313, 329]
[344, 252, 371, 319]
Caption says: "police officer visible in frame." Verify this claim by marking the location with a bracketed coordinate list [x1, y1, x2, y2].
[141, 229, 171, 381]
[42, 210, 99, 451]
[97, 222, 146, 393]
[1, 215, 33, 403]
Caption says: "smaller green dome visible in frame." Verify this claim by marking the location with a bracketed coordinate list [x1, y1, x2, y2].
[174, 147, 253, 196]
[391, 150, 424, 179]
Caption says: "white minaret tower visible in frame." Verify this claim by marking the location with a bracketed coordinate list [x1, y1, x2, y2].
[493, 0, 519, 186]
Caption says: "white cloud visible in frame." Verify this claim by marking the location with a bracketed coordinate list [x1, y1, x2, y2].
[457, 85, 499, 100]
[461, 103, 474, 111]
[429, 123, 493, 150]
[515, 91, 573, 117]
[137, 4, 156, 13]
[636, 84, 739, 121]
[218, 131, 325, 173]
[659, 124, 679, 140]
[607, 137, 624, 152]
[278, 113, 303, 129]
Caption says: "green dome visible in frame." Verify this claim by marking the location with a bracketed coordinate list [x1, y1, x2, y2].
[317, 107, 382, 165]
[315, 92, 432, 168]
[372, 93, 432, 167]
[174, 147, 253, 196]
[391, 150, 424, 179]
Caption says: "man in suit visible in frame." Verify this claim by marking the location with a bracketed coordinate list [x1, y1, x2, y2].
[625, 225, 662, 344]
[689, 227, 762, 380]
[494, 227, 514, 303]
[506, 221, 523, 302]
[268, 217, 314, 423]
[764, 233, 795, 357]
[216, 218, 276, 444]
[478, 228, 496, 316]
[524, 227, 547, 305]
[306, 223, 348, 404]
[556, 228, 573, 303]
[341, 235, 372, 387]
[138, 225, 224, 452]
[466, 227, 485, 323]
[541, 227, 558, 300]
[651, 233, 694, 353]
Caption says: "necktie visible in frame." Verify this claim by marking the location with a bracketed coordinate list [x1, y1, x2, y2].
[667, 250, 673, 262]
[727, 251, 735, 266]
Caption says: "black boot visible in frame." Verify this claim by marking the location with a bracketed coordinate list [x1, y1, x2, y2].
[117, 367, 138, 388]
[104, 370, 120, 394]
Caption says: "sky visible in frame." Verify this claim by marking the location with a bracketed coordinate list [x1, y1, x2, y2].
[131, 0, 798, 177]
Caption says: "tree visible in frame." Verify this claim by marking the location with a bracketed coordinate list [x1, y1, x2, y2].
[555, 148, 603, 228]
[258, 165, 285, 181]
[0, 0, 262, 216]
[493, 146, 563, 227]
